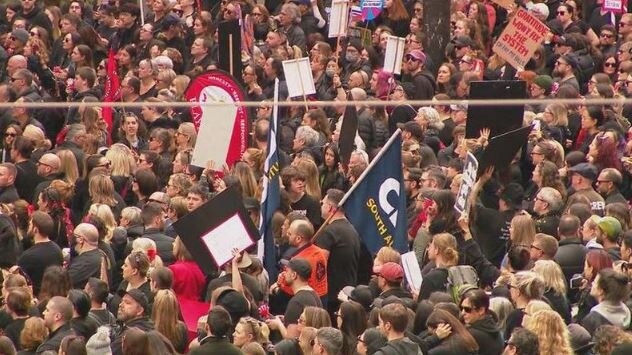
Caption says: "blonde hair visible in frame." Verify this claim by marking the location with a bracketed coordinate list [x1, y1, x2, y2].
[525, 310, 574, 355]
[232, 161, 258, 199]
[512, 271, 545, 300]
[376, 247, 401, 264]
[88, 203, 116, 242]
[173, 236, 193, 261]
[510, 214, 536, 248]
[524, 300, 552, 316]
[106, 144, 136, 177]
[88, 174, 117, 206]
[22, 125, 51, 150]
[56, 149, 79, 184]
[237, 316, 271, 345]
[177, 122, 197, 150]
[546, 103, 569, 127]
[171, 75, 191, 99]
[432, 233, 459, 266]
[533, 259, 567, 295]
[132, 238, 164, 269]
[152, 289, 184, 349]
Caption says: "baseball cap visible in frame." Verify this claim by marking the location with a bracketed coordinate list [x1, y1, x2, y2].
[568, 163, 598, 181]
[341, 285, 374, 311]
[163, 14, 183, 28]
[11, 29, 29, 44]
[122, 289, 149, 313]
[452, 35, 475, 48]
[405, 49, 427, 64]
[374, 262, 404, 282]
[285, 258, 312, 280]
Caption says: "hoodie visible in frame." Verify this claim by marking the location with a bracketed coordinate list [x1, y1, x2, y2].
[581, 301, 632, 334]
[374, 337, 423, 355]
[468, 314, 504, 355]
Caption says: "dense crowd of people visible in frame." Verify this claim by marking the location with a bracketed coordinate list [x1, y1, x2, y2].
[0, 0, 632, 354]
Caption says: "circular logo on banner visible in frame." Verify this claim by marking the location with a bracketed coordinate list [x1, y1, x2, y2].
[184, 70, 249, 168]
[361, 0, 383, 21]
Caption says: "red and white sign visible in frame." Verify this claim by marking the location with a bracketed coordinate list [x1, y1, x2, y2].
[493, 9, 548, 70]
[603, 0, 627, 14]
[185, 70, 249, 169]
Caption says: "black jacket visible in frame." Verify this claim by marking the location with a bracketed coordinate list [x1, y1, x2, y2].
[374, 337, 422, 355]
[36, 323, 74, 354]
[111, 317, 154, 355]
[410, 71, 437, 100]
[0, 215, 19, 268]
[188, 336, 242, 355]
[554, 237, 587, 285]
[467, 314, 503, 355]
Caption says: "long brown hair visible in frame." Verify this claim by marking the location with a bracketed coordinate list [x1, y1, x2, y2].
[387, 0, 410, 21]
[151, 289, 184, 348]
[426, 309, 478, 352]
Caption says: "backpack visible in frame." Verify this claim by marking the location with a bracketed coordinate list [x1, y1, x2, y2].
[446, 265, 480, 303]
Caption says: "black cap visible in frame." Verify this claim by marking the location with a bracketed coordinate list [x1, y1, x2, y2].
[451, 35, 475, 48]
[122, 289, 149, 313]
[286, 258, 311, 280]
[569, 162, 598, 181]
[499, 183, 525, 209]
[163, 14, 183, 28]
[342, 285, 374, 311]
[215, 289, 250, 322]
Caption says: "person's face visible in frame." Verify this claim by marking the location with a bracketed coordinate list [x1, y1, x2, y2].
[530, 83, 545, 98]
[123, 116, 139, 135]
[69, 2, 83, 17]
[410, 18, 421, 34]
[71, 47, 83, 63]
[324, 148, 335, 168]
[619, 17, 632, 35]
[121, 257, 136, 281]
[289, 177, 305, 195]
[590, 274, 603, 299]
[320, 196, 335, 219]
[187, 193, 204, 211]
[583, 259, 594, 279]
[153, 0, 166, 13]
[596, 172, 612, 194]
[139, 61, 153, 79]
[137, 154, 151, 170]
[530, 241, 543, 261]
[436, 65, 451, 84]
[356, 332, 368, 355]
[0, 167, 12, 188]
[379, 32, 389, 50]
[454, 21, 467, 37]
[460, 298, 483, 325]
[266, 32, 281, 48]
[530, 146, 544, 165]
[193, 18, 205, 35]
[531, 165, 542, 186]
[63, 34, 74, 50]
[622, 243, 632, 261]
[232, 322, 251, 347]
[600, 30, 616, 46]
[191, 38, 207, 57]
[557, 6, 571, 23]
[5, 8, 16, 22]
[4, 127, 17, 146]
[117, 294, 142, 322]
[117, 49, 131, 66]
[581, 113, 597, 130]
[223, 3, 238, 20]
[384, 0, 393, 8]
[42, 302, 57, 329]
[603, 58, 617, 75]
[21, 0, 35, 12]
[166, 178, 180, 197]
[140, 24, 154, 41]
[283, 268, 297, 286]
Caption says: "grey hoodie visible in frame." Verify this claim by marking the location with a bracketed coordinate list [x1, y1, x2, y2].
[374, 337, 424, 355]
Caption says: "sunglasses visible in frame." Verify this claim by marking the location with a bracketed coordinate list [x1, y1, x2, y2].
[4, 133, 16, 137]
[600, 33, 615, 38]
[461, 306, 474, 313]
[605, 62, 617, 67]
[30, 31, 38, 37]
[557, 11, 567, 15]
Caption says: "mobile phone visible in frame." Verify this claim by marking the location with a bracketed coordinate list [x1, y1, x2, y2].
[570, 274, 584, 289]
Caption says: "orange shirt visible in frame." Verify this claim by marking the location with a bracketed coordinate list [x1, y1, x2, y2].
[278, 243, 328, 297]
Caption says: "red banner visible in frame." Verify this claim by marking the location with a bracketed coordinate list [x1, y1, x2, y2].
[102, 49, 120, 140]
[184, 70, 249, 168]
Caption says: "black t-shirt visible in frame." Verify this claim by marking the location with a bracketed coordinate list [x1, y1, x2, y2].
[5, 317, 26, 350]
[67, 249, 102, 289]
[315, 219, 361, 300]
[291, 194, 322, 229]
[17, 241, 63, 295]
[284, 289, 322, 326]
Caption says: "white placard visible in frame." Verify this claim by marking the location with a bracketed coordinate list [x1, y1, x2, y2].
[191, 103, 238, 168]
[282, 58, 316, 98]
[329, 0, 350, 38]
[201, 213, 255, 267]
[383, 35, 405, 75]
[401, 252, 423, 291]
[454, 152, 479, 215]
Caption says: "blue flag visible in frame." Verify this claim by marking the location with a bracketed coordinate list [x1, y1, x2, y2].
[340, 130, 407, 255]
[258, 79, 281, 281]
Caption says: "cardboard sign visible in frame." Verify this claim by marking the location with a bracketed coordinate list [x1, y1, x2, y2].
[348, 26, 373, 48]
[383, 35, 405, 75]
[603, 0, 627, 14]
[360, 0, 383, 21]
[454, 152, 479, 215]
[173, 187, 259, 273]
[492, 0, 515, 10]
[282, 58, 316, 98]
[492, 9, 548, 70]
[329, 0, 350, 38]
[401, 251, 423, 291]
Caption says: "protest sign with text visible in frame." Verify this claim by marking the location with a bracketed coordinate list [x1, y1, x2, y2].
[454, 152, 478, 215]
[603, 0, 627, 13]
[492, 9, 548, 70]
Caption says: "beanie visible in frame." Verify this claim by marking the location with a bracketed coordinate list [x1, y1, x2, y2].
[533, 75, 554, 95]
[86, 327, 112, 355]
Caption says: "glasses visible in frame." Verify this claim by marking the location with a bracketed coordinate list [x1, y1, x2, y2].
[460, 59, 472, 65]
[4, 133, 16, 138]
[406, 56, 419, 62]
[37, 161, 53, 168]
[530, 244, 543, 251]
[620, 22, 632, 27]
[72, 233, 85, 241]
[557, 11, 567, 15]
[252, 12, 263, 17]
[357, 335, 365, 343]
[605, 62, 617, 67]
[97, 161, 111, 169]
[530, 150, 543, 156]
[461, 305, 473, 313]
[9, 77, 19, 82]
[600, 33, 615, 38]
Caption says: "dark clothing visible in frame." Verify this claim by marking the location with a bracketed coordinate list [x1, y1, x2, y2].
[605, 190, 628, 205]
[18, 241, 63, 295]
[19, 7, 53, 33]
[0, 186, 19, 203]
[15, 160, 40, 202]
[139, 227, 175, 265]
[5, 317, 27, 351]
[88, 309, 116, 327]
[36, 323, 75, 354]
[67, 249, 102, 289]
[419, 268, 449, 300]
[554, 238, 587, 285]
[544, 289, 572, 324]
[206, 272, 264, 304]
[534, 213, 560, 237]
[188, 336, 242, 355]
[284, 289, 323, 326]
[111, 317, 154, 355]
[409, 71, 437, 100]
[504, 308, 525, 340]
[0, 214, 19, 268]
[315, 218, 361, 316]
[467, 314, 503, 355]
[70, 316, 99, 339]
[375, 337, 423, 355]
[388, 104, 417, 134]
[290, 193, 322, 229]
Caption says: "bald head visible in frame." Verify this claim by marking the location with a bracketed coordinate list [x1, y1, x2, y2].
[74, 223, 99, 245]
[38, 153, 60, 176]
[290, 219, 314, 242]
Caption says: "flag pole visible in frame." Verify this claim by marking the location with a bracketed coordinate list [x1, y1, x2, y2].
[338, 129, 402, 207]
[311, 128, 402, 243]
[139, 0, 145, 26]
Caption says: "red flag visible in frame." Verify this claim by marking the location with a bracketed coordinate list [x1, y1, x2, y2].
[102, 49, 120, 141]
